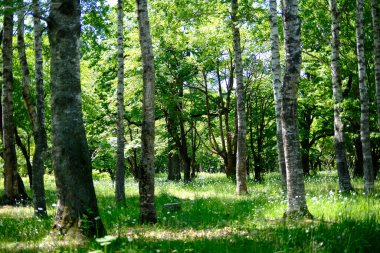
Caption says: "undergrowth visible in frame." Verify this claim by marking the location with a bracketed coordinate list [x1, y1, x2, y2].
[0, 172, 379, 252]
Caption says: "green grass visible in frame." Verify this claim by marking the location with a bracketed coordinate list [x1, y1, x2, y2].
[0, 172, 379, 252]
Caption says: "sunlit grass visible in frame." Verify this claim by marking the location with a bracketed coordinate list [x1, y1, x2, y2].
[0, 171, 379, 252]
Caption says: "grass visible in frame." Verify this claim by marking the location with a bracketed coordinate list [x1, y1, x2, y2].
[0, 171, 379, 252]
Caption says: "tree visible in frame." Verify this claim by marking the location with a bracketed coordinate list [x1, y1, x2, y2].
[372, 0, 380, 130]
[356, 0, 374, 193]
[1, 0, 30, 205]
[231, 0, 248, 195]
[115, 0, 126, 206]
[329, 0, 353, 192]
[281, 0, 311, 218]
[32, 0, 49, 216]
[269, 0, 287, 190]
[48, 0, 106, 238]
[136, 0, 157, 223]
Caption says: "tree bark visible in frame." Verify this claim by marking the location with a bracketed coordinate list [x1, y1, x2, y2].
[269, 0, 287, 191]
[356, 0, 374, 193]
[329, 0, 353, 192]
[232, 0, 248, 195]
[32, 0, 48, 217]
[372, 0, 380, 130]
[281, 0, 311, 218]
[48, 0, 106, 238]
[1, 1, 30, 205]
[14, 128, 33, 188]
[136, 0, 157, 223]
[115, 0, 126, 206]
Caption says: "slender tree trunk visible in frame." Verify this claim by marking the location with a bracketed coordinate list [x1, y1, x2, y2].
[269, 0, 287, 191]
[329, 0, 353, 192]
[115, 0, 126, 206]
[48, 0, 106, 238]
[281, 0, 311, 218]
[1, 1, 30, 205]
[136, 0, 157, 223]
[372, 0, 380, 130]
[32, 0, 48, 217]
[14, 128, 33, 187]
[232, 0, 248, 195]
[356, 0, 374, 193]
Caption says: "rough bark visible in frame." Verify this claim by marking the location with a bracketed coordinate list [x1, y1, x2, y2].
[372, 0, 380, 130]
[356, 0, 374, 193]
[32, 0, 48, 217]
[115, 0, 126, 206]
[269, 0, 287, 190]
[136, 0, 157, 223]
[231, 0, 248, 195]
[48, 0, 106, 238]
[329, 0, 353, 192]
[281, 0, 311, 218]
[1, 1, 30, 205]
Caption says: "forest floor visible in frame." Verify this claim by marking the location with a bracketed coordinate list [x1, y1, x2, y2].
[0, 172, 379, 252]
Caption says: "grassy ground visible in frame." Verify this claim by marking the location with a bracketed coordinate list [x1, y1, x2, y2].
[0, 172, 379, 252]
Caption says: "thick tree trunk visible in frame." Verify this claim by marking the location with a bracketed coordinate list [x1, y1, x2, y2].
[32, 0, 48, 217]
[136, 0, 157, 223]
[115, 0, 126, 206]
[281, 0, 311, 218]
[48, 0, 106, 238]
[356, 0, 374, 193]
[269, 0, 287, 191]
[232, 0, 248, 195]
[166, 113, 181, 181]
[329, 0, 353, 192]
[372, 0, 380, 130]
[1, 1, 30, 205]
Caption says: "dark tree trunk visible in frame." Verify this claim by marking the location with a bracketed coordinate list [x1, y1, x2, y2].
[115, 0, 126, 206]
[356, 0, 374, 193]
[372, 0, 380, 130]
[136, 0, 157, 224]
[1, 0, 30, 206]
[354, 137, 364, 177]
[32, 0, 48, 217]
[48, 0, 106, 238]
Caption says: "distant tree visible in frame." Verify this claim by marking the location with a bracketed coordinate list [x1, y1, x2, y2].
[269, 0, 286, 190]
[281, 0, 311, 218]
[48, 0, 106, 238]
[328, 0, 353, 192]
[356, 0, 374, 193]
[136, 0, 157, 223]
[115, 0, 126, 206]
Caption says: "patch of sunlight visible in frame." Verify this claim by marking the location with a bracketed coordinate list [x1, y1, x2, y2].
[0, 205, 34, 217]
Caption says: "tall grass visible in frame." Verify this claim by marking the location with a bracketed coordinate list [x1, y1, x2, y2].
[0, 172, 379, 252]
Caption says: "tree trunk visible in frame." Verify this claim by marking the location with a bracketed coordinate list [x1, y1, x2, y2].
[372, 0, 380, 130]
[166, 113, 181, 181]
[32, 0, 48, 217]
[329, 0, 353, 192]
[14, 128, 33, 188]
[136, 0, 157, 224]
[269, 0, 287, 191]
[48, 0, 106, 238]
[281, 0, 311, 218]
[115, 0, 126, 206]
[1, 1, 30, 206]
[232, 0, 248, 195]
[356, 0, 374, 193]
